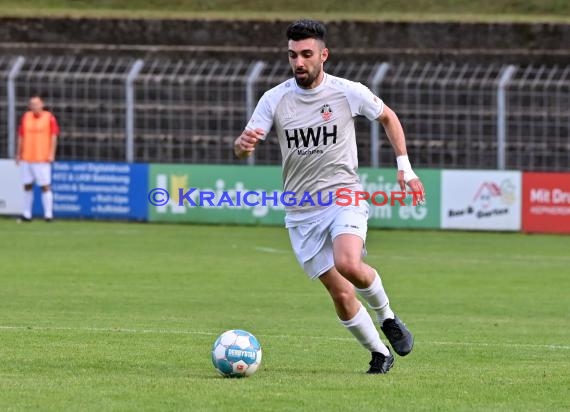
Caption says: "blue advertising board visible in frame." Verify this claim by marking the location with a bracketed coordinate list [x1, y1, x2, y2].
[33, 161, 148, 220]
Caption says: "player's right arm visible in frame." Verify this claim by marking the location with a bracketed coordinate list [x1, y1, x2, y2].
[234, 128, 265, 159]
[16, 116, 24, 165]
[234, 89, 277, 159]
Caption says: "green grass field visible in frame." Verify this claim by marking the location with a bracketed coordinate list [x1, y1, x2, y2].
[0, 219, 569, 411]
[0, 0, 569, 22]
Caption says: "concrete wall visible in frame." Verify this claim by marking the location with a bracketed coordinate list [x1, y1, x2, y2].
[0, 17, 569, 64]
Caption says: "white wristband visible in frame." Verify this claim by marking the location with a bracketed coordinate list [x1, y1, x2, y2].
[396, 155, 418, 183]
[396, 155, 412, 171]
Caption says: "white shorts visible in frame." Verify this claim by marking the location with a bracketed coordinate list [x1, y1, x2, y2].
[286, 202, 369, 280]
[20, 162, 51, 186]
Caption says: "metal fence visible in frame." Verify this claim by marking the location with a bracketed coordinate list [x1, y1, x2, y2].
[1, 55, 569, 171]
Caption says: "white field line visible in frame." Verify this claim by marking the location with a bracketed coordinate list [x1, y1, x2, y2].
[254, 246, 288, 254]
[0, 325, 568, 351]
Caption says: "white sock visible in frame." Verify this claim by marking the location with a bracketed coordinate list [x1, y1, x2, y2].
[23, 190, 33, 219]
[356, 271, 395, 324]
[339, 304, 390, 356]
[42, 190, 53, 219]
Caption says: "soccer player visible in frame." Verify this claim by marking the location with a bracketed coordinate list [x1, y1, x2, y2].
[234, 20, 425, 374]
[16, 95, 60, 222]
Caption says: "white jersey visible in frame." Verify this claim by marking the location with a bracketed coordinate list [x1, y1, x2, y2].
[246, 73, 384, 212]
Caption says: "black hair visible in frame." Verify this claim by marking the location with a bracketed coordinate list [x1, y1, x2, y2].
[286, 19, 327, 45]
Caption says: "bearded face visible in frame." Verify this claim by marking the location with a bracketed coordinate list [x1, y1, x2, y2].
[288, 38, 328, 89]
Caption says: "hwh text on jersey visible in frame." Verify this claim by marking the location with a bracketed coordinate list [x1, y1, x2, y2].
[285, 125, 338, 148]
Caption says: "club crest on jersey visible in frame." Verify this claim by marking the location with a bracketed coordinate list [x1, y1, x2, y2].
[320, 104, 333, 121]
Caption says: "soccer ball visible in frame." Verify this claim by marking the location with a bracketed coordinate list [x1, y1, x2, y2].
[211, 329, 262, 377]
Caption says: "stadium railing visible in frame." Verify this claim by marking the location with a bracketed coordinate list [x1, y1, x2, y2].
[1, 56, 568, 171]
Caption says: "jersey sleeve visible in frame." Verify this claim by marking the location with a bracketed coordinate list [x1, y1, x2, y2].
[346, 82, 385, 121]
[50, 114, 60, 135]
[245, 92, 274, 140]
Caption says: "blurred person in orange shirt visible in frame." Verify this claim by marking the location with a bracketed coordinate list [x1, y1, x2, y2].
[16, 95, 60, 222]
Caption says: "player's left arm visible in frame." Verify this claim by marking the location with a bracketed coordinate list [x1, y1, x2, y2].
[377, 105, 426, 204]
[49, 114, 60, 163]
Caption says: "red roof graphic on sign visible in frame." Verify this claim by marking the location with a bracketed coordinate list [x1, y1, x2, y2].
[473, 182, 502, 209]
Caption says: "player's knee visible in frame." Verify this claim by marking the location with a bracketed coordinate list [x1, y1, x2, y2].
[334, 257, 362, 280]
[24, 184, 33, 191]
[41, 185, 50, 192]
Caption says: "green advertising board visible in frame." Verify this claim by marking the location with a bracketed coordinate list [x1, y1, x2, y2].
[149, 164, 285, 225]
[361, 168, 441, 229]
[148, 164, 441, 228]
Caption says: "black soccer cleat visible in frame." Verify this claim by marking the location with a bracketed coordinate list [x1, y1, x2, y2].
[381, 316, 414, 356]
[366, 351, 394, 374]
[19, 216, 32, 223]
